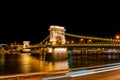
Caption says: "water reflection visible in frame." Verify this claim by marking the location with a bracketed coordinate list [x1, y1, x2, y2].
[68, 50, 120, 68]
[0, 54, 5, 74]
[0, 53, 69, 75]
[0, 51, 120, 75]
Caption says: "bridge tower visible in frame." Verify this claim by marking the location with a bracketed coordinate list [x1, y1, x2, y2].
[23, 41, 30, 48]
[49, 25, 66, 45]
[47, 25, 68, 59]
[22, 41, 31, 52]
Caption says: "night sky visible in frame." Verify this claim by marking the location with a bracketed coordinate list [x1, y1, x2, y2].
[0, 6, 120, 45]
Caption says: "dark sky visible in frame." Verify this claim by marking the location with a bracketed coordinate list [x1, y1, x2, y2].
[0, 6, 120, 45]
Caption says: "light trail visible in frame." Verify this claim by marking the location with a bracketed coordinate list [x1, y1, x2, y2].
[43, 63, 120, 79]
[66, 64, 120, 77]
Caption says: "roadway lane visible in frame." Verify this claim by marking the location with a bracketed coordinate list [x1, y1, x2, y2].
[69, 69, 120, 80]
[1, 65, 120, 80]
[43, 63, 120, 80]
[42, 69, 120, 80]
[1, 69, 120, 80]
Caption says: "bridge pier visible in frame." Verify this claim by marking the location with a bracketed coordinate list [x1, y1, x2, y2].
[46, 47, 68, 59]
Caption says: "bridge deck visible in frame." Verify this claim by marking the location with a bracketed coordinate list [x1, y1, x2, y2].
[28, 43, 120, 48]
[52, 43, 120, 48]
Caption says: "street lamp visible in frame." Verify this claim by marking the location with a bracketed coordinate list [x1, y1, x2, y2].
[80, 38, 84, 43]
[115, 35, 120, 40]
[116, 35, 119, 39]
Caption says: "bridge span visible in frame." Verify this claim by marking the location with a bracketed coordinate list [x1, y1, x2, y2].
[31, 25, 120, 48]
[28, 43, 120, 49]
[51, 43, 120, 48]
[24, 25, 120, 59]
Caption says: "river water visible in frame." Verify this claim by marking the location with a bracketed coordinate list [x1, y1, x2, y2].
[0, 51, 120, 75]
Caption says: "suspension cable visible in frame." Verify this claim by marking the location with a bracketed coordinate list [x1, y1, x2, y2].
[58, 32, 120, 42]
[39, 35, 50, 45]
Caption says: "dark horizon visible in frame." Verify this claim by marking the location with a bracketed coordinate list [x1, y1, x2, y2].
[0, 14, 120, 45]
[0, 16, 120, 44]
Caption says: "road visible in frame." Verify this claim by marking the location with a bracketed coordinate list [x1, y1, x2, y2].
[1, 69, 120, 80]
[1, 63, 120, 80]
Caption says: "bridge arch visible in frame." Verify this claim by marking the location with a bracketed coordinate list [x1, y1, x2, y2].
[49, 25, 66, 45]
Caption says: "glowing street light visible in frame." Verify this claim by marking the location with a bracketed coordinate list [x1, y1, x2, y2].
[80, 38, 84, 43]
[80, 38, 84, 41]
[87, 39, 92, 43]
[116, 35, 120, 39]
[115, 34, 120, 40]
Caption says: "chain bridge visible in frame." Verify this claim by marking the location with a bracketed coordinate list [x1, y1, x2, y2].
[29, 25, 120, 48]
[25, 25, 120, 59]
